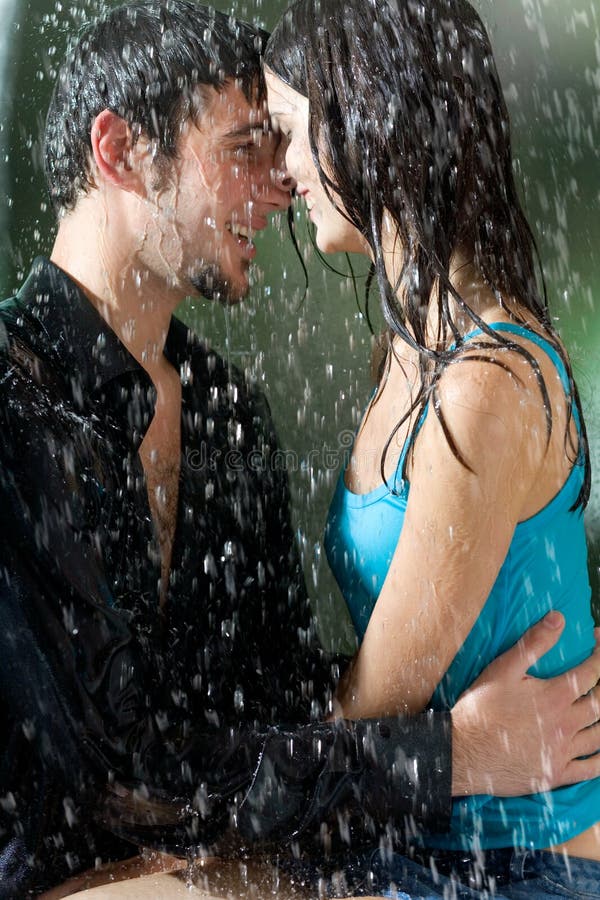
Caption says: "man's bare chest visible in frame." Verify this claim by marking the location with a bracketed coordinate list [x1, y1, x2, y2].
[138, 375, 182, 592]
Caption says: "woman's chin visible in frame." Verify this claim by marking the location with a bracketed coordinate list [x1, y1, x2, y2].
[315, 228, 370, 257]
[315, 232, 345, 255]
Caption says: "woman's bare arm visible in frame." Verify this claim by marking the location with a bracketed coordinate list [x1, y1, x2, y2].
[337, 349, 557, 718]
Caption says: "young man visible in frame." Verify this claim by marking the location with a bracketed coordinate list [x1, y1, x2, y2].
[1, 2, 599, 897]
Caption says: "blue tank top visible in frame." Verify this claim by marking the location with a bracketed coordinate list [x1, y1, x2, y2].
[324, 323, 599, 850]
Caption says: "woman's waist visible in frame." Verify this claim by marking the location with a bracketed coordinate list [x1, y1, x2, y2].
[422, 778, 600, 851]
[547, 821, 600, 862]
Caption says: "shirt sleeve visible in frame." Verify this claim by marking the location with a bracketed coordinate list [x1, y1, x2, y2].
[93, 380, 454, 852]
[100, 709, 452, 855]
[0, 344, 453, 871]
[0, 548, 451, 861]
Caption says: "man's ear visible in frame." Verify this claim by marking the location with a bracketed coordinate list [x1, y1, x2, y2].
[90, 110, 146, 193]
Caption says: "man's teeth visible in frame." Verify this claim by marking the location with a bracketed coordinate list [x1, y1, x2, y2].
[226, 223, 252, 240]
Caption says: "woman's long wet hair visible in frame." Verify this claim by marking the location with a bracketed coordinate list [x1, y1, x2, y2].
[265, 0, 589, 508]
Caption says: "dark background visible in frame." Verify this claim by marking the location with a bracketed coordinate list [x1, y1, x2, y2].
[0, 0, 598, 646]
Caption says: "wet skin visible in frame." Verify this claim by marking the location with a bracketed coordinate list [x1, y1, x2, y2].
[136, 81, 293, 304]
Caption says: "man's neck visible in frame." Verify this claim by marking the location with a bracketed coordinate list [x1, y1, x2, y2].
[50, 210, 182, 380]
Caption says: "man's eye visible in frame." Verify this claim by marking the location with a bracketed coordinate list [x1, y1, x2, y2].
[234, 143, 254, 158]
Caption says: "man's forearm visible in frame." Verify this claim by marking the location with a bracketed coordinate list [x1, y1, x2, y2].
[237, 713, 453, 845]
[100, 712, 453, 855]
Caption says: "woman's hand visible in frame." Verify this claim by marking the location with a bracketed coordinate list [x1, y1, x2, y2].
[451, 611, 600, 797]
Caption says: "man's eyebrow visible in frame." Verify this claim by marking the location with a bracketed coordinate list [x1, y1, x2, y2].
[222, 123, 262, 140]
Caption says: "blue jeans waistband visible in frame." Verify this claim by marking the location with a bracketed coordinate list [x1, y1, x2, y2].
[376, 846, 600, 895]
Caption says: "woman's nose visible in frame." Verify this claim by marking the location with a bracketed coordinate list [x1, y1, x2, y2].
[272, 137, 295, 191]
[271, 165, 296, 192]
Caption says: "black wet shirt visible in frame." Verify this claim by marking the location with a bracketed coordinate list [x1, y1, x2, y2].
[0, 258, 451, 896]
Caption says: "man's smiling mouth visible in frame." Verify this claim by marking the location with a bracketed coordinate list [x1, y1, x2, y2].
[225, 222, 253, 243]
[224, 221, 259, 261]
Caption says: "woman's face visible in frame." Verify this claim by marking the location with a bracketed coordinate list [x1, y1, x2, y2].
[265, 70, 370, 257]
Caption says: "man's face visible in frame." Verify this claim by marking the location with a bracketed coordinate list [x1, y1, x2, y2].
[140, 81, 291, 304]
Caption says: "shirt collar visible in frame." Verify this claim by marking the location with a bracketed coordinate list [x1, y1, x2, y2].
[16, 257, 197, 396]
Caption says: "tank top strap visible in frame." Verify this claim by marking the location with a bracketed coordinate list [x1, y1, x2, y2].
[383, 322, 575, 492]
[391, 400, 430, 491]
[459, 321, 580, 433]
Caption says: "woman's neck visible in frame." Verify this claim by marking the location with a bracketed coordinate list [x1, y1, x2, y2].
[383, 239, 519, 351]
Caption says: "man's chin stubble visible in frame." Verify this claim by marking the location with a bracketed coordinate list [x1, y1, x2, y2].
[190, 264, 248, 305]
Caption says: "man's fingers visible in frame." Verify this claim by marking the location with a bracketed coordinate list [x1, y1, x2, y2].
[572, 722, 600, 761]
[497, 611, 565, 676]
[551, 642, 600, 703]
[572, 685, 600, 731]
[562, 748, 600, 787]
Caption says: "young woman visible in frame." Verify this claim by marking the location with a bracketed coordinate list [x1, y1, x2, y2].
[264, 0, 600, 891]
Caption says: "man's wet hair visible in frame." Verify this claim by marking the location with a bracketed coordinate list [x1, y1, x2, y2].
[44, 0, 269, 214]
